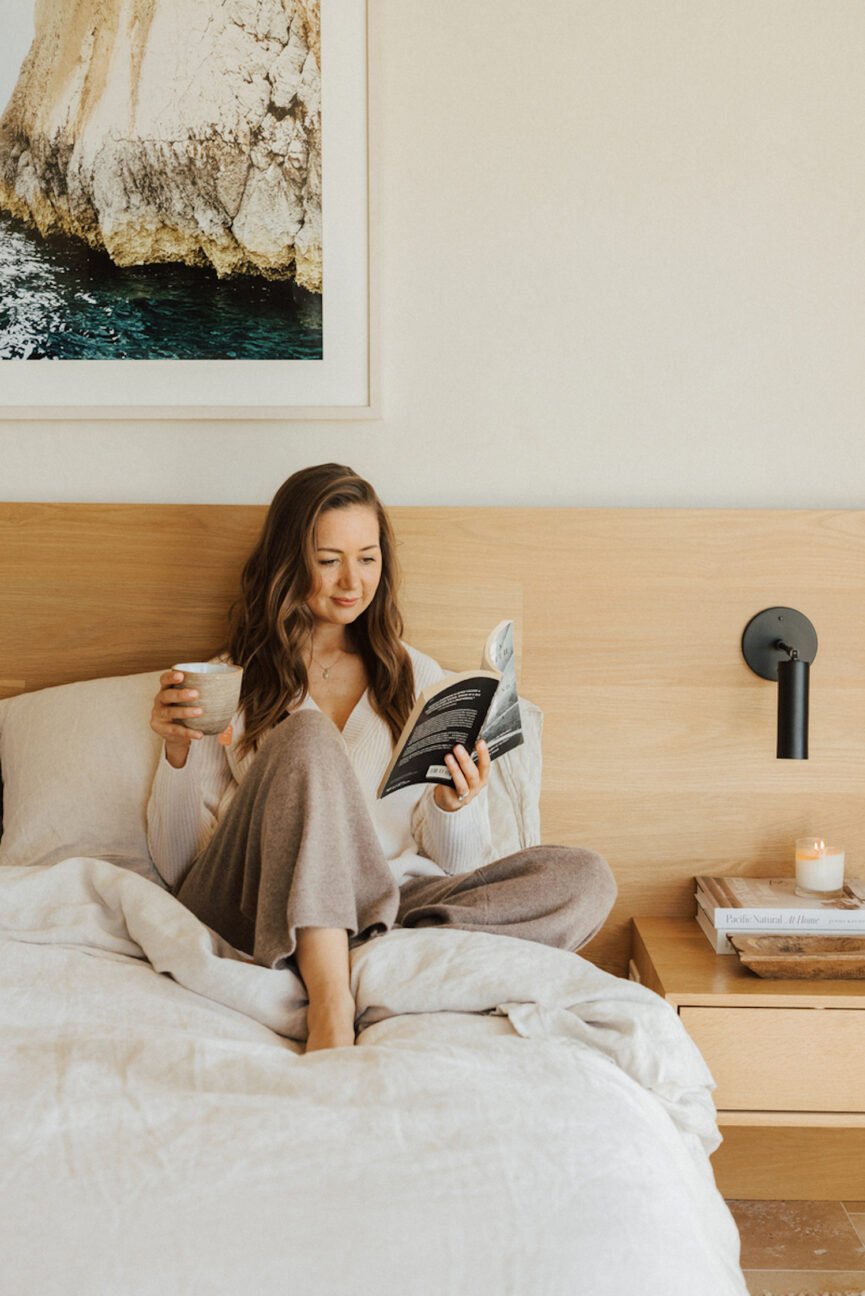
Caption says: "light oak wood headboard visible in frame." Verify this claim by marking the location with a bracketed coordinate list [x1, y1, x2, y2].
[3, 503, 865, 975]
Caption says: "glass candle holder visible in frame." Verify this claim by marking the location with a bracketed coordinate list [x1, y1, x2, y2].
[794, 836, 845, 898]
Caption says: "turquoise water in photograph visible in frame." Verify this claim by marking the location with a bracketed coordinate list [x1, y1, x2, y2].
[0, 212, 323, 360]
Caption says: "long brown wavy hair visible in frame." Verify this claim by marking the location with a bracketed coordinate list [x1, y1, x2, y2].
[227, 464, 415, 757]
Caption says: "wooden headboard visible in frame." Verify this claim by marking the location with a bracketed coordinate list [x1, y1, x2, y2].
[3, 503, 865, 975]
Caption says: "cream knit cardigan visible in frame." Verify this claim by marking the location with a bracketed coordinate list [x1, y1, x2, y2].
[146, 644, 493, 891]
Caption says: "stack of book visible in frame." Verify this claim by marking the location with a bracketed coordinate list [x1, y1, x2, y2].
[695, 874, 865, 953]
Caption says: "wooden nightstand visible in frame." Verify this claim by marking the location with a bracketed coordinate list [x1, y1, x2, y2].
[631, 917, 865, 1200]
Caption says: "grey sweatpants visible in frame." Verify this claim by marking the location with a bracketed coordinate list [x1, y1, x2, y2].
[176, 710, 616, 968]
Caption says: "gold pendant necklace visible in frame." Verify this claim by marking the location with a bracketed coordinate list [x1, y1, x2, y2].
[311, 647, 344, 680]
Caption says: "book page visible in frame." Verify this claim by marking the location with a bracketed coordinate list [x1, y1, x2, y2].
[478, 620, 524, 761]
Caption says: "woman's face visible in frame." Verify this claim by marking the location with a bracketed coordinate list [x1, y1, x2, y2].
[306, 504, 383, 630]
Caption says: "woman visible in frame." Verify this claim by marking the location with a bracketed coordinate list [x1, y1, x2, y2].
[147, 464, 616, 1052]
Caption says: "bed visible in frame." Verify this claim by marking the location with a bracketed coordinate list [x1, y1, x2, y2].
[0, 503, 748, 1296]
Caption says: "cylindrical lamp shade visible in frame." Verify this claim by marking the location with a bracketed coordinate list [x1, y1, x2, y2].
[777, 656, 809, 759]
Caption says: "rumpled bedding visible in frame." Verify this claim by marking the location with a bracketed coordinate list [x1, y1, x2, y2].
[0, 857, 747, 1296]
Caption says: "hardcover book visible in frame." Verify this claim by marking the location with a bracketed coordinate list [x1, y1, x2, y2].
[695, 875, 865, 931]
[693, 903, 854, 954]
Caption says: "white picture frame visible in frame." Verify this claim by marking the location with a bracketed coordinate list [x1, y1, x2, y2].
[0, 0, 375, 420]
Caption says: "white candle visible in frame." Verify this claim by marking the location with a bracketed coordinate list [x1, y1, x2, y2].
[795, 846, 845, 894]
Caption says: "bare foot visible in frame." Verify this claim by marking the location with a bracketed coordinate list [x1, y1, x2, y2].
[304, 992, 357, 1053]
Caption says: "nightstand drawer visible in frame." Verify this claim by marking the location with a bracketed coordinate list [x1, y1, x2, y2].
[679, 1007, 865, 1112]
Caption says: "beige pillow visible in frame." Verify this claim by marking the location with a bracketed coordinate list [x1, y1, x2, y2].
[0, 672, 164, 883]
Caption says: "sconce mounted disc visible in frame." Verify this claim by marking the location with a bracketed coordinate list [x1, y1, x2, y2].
[741, 607, 818, 680]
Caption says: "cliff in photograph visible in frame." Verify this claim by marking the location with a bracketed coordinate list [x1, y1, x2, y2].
[0, 0, 322, 290]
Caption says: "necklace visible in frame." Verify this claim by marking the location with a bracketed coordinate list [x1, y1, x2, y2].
[310, 646, 345, 680]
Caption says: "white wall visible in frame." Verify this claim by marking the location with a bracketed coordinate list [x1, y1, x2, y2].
[2, 0, 864, 506]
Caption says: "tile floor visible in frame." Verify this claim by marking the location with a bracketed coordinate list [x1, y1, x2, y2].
[728, 1200, 865, 1295]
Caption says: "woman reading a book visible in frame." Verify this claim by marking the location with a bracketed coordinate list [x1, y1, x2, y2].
[147, 464, 615, 1051]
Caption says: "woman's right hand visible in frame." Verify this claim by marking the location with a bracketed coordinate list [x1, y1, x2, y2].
[150, 670, 204, 769]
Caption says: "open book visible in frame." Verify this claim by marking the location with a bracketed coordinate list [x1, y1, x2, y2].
[377, 620, 524, 798]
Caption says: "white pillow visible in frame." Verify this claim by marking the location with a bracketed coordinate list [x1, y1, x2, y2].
[485, 698, 543, 857]
[0, 672, 164, 883]
[0, 671, 542, 885]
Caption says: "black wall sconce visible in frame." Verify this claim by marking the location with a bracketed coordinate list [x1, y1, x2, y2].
[741, 607, 818, 760]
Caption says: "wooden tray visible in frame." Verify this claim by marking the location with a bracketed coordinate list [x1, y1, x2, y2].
[730, 934, 865, 979]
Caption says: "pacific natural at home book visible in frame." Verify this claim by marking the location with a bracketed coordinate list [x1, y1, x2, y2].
[695, 875, 865, 932]
[377, 620, 523, 798]
[692, 905, 857, 954]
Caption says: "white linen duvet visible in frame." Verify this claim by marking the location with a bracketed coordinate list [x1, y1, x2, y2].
[0, 858, 747, 1296]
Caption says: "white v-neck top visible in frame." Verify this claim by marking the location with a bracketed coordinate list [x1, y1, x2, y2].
[146, 644, 493, 891]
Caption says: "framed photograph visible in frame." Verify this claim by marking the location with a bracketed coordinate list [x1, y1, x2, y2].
[0, 0, 373, 419]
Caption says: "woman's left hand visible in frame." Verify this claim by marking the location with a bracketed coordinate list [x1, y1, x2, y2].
[433, 740, 490, 813]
